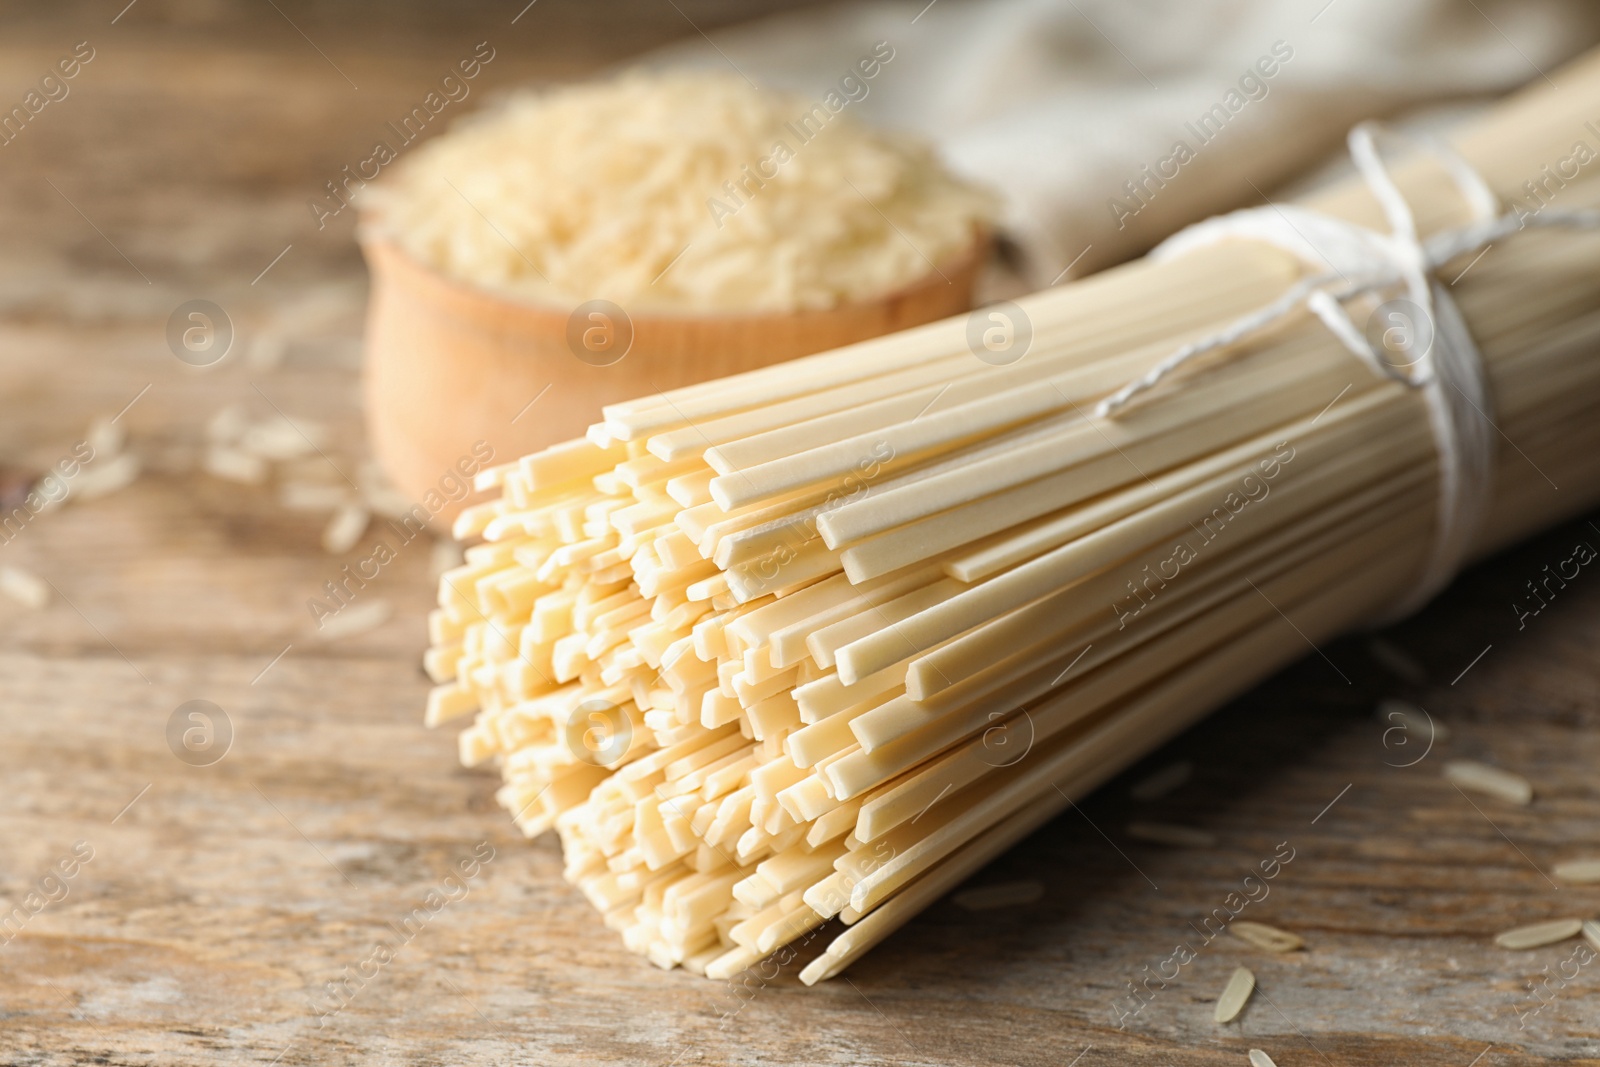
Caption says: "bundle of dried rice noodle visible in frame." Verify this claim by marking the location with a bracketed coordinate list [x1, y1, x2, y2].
[422, 51, 1600, 982]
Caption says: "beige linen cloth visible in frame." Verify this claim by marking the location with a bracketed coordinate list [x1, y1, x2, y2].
[649, 0, 1600, 286]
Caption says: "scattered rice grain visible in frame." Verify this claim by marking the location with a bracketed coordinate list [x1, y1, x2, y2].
[315, 598, 391, 641]
[0, 565, 50, 609]
[239, 415, 323, 461]
[74, 453, 141, 500]
[1376, 698, 1448, 741]
[1214, 965, 1254, 1023]
[1131, 760, 1193, 801]
[1229, 920, 1304, 953]
[322, 503, 370, 554]
[1128, 821, 1215, 848]
[1582, 920, 1600, 952]
[362, 485, 416, 521]
[1445, 759, 1532, 805]
[1494, 917, 1582, 950]
[1248, 1051, 1277, 1067]
[951, 880, 1044, 912]
[86, 415, 124, 459]
[1553, 859, 1600, 884]
[206, 404, 249, 444]
[1368, 638, 1426, 683]
[203, 446, 268, 485]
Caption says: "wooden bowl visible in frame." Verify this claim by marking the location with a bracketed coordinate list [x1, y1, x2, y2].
[360, 232, 987, 527]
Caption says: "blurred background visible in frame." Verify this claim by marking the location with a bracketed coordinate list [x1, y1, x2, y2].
[7, 2, 1600, 1064]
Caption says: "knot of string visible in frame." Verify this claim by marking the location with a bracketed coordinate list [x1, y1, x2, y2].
[1094, 122, 1600, 619]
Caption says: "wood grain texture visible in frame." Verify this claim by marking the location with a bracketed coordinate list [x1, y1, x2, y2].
[2, 5, 1600, 1065]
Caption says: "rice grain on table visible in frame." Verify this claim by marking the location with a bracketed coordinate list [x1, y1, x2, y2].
[1445, 760, 1533, 805]
[206, 404, 248, 444]
[1376, 697, 1448, 741]
[315, 598, 391, 641]
[1554, 859, 1600, 884]
[1582, 920, 1600, 952]
[321, 503, 370, 554]
[74, 453, 141, 500]
[203, 446, 268, 485]
[1229, 920, 1304, 953]
[1130, 760, 1193, 801]
[240, 416, 322, 462]
[87, 415, 124, 459]
[1214, 966, 1255, 1023]
[1367, 638, 1427, 683]
[1494, 918, 1582, 950]
[1248, 1051, 1277, 1067]
[0, 564, 50, 609]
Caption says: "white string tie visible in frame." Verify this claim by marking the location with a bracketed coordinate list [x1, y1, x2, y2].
[1095, 122, 1600, 619]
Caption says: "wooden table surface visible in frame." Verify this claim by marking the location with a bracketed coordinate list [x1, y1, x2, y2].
[4, 5, 1600, 1065]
